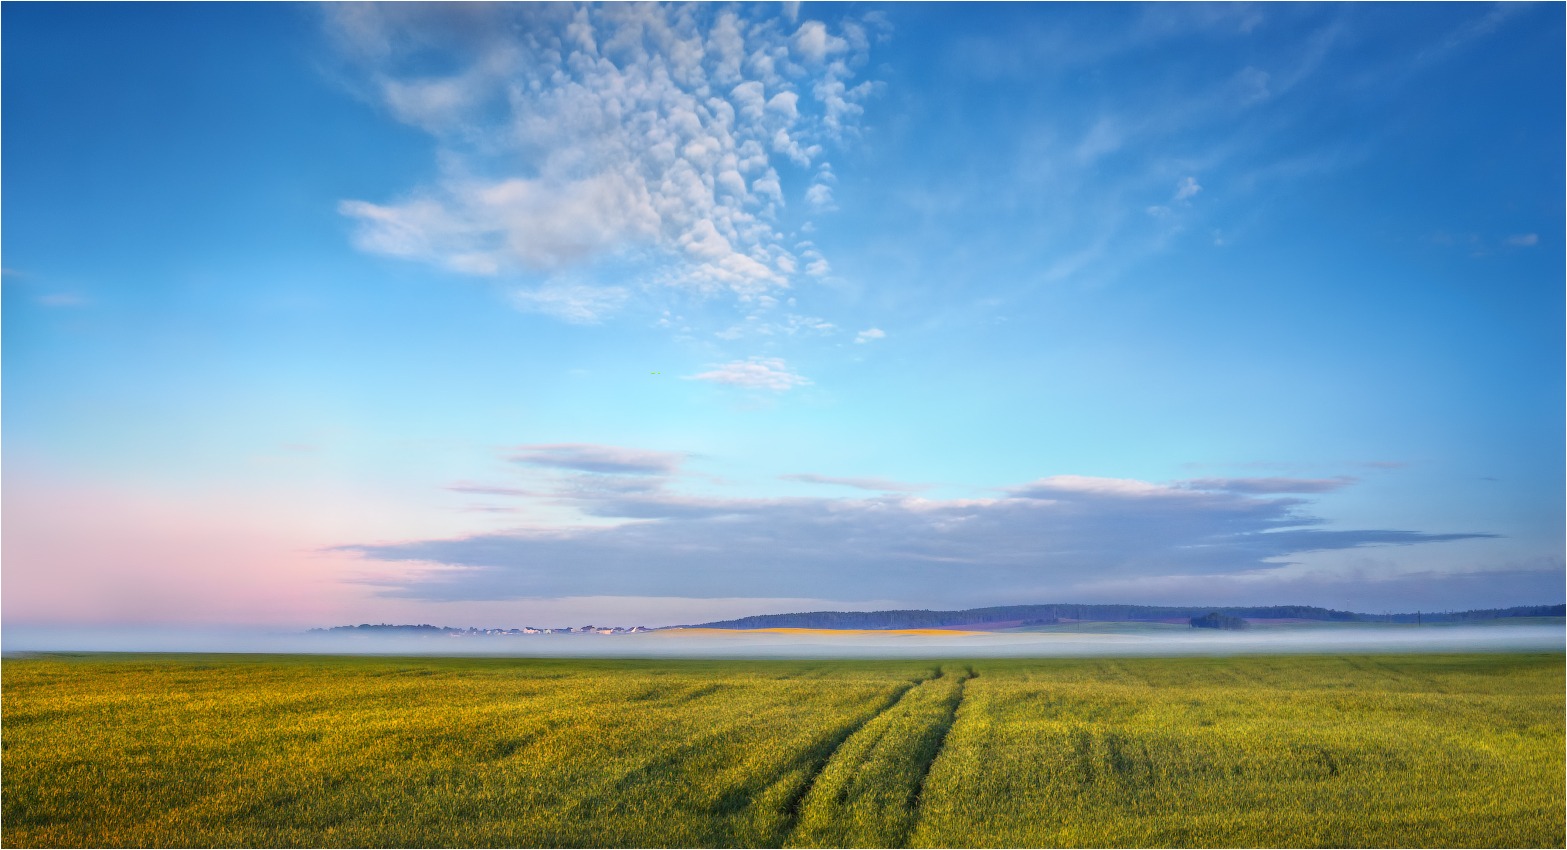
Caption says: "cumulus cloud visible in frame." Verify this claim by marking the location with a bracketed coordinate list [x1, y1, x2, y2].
[804, 181, 835, 210]
[330, 4, 879, 305]
[338, 470, 1493, 604]
[854, 327, 886, 344]
[687, 356, 811, 391]
[792, 20, 848, 64]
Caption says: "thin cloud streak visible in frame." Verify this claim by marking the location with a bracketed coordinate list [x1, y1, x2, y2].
[509, 444, 686, 476]
[781, 473, 927, 492]
[1182, 476, 1359, 494]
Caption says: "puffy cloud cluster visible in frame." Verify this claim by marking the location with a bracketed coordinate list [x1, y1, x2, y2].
[330, 4, 879, 315]
[338, 459, 1491, 605]
[686, 356, 811, 391]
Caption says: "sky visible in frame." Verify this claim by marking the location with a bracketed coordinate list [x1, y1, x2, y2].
[3, 2, 1563, 630]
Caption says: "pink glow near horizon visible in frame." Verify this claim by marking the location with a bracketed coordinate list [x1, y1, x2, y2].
[3, 476, 390, 627]
[0, 475, 877, 630]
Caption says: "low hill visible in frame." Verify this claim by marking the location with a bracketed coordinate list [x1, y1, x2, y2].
[689, 603, 1564, 631]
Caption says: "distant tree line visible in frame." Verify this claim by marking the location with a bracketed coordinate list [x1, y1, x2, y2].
[690, 603, 1564, 631]
[1362, 604, 1566, 624]
[1190, 612, 1248, 630]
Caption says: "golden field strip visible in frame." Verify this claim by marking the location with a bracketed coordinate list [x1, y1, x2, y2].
[1, 652, 1562, 848]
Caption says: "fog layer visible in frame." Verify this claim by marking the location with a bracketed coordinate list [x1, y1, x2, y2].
[4, 623, 1561, 659]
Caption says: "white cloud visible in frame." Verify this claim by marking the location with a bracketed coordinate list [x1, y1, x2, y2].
[1145, 176, 1202, 219]
[1014, 474, 1176, 499]
[342, 171, 663, 276]
[510, 282, 631, 324]
[331, 5, 880, 312]
[686, 356, 811, 391]
[798, 243, 831, 277]
[805, 182, 835, 211]
[854, 327, 885, 344]
[766, 90, 800, 120]
[792, 21, 847, 64]
[1506, 233, 1539, 247]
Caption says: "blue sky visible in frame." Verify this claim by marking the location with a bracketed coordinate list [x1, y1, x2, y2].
[4, 2, 1562, 628]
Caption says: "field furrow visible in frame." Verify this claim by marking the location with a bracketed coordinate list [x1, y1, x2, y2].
[773, 670, 934, 836]
[784, 665, 975, 848]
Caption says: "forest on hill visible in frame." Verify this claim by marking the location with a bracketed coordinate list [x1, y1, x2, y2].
[691, 603, 1565, 631]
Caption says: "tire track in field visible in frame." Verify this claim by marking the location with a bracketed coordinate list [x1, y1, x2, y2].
[904, 666, 973, 844]
[784, 666, 976, 849]
[776, 669, 941, 833]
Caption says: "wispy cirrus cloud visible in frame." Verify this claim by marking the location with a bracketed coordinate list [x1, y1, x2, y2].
[780, 473, 927, 492]
[329, 4, 882, 311]
[37, 293, 90, 308]
[687, 356, 811, 391]
[446, 483, 539, 498]
[509, 282, 630, 325]
[914, 4, 1532, 292]
[338, 470, 1493, 604]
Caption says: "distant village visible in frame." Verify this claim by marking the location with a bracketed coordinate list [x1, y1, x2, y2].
[308, 623, 657, 637]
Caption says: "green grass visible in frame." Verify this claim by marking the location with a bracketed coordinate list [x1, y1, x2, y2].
[2, 652, 1562, 848]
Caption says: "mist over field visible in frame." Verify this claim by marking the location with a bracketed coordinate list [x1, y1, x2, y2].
[5, 622, 1561, 659]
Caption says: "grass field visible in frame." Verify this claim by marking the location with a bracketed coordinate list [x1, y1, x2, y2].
[2, 652, 1562, 848]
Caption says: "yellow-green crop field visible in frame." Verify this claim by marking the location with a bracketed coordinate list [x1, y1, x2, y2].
[2, 652, 1562, 848]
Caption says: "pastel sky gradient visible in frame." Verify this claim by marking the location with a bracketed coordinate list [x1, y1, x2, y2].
[4, 3, 1562, 629]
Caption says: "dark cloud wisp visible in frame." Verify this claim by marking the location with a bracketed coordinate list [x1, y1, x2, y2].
[508, 444, 686, 476]
[1181, 476, 1359, 494]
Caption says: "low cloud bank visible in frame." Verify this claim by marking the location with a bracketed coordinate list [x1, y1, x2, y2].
[341, 471, 1493, 605]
